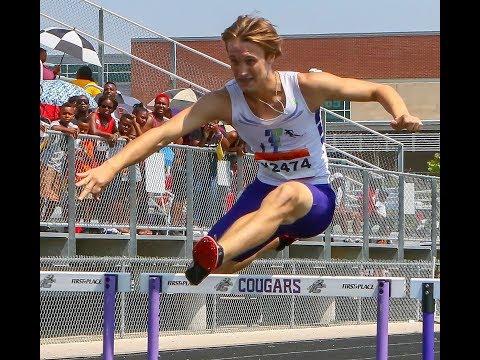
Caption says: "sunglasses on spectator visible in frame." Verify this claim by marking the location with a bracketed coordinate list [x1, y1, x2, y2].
[100, 104, 113, 109]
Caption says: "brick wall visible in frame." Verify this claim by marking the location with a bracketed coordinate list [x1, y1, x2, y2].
[131, 34, 439, 106]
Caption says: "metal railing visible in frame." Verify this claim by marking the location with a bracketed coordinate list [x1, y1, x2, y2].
[40, 131, 440, 259]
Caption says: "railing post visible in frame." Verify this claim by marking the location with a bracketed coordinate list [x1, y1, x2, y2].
[128, 164, 137, 256]
[430, 179, 438, 261]
[397, 175, 405, 260]
[362, 169, 370, 260]
[98, 8, 105, 83]
[67, 136, 76, 256]
[186, 148, 194, 258]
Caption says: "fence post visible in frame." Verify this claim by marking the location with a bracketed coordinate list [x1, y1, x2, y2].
[362, 169, 370, 260]
[186, 148, 194, 258]
[120, 259, 126, 338]
[98, 8, 105, 83]
[397, 144, 404, 172]
[236, 155, 245, 197]
[324, 223, 332, 260]
[128, 164, 137, 256]
[397, 175, 405, 260]
[67, 136, 76, 256]
[430, 179, 438, 261]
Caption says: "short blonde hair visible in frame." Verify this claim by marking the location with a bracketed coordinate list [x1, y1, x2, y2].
[221, 15, 282, 59]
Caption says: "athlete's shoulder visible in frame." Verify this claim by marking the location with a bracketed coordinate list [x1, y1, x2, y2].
[195, 88, 232, 122]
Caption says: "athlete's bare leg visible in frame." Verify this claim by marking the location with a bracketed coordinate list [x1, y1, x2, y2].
[217, 181, 312, 263]
[213, 237, 281, 274]
[186, 181, 313, 285]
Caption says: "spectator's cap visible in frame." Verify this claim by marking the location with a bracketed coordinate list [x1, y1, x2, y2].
[154, 92, 170, 106]
[331, 172, 344, 181]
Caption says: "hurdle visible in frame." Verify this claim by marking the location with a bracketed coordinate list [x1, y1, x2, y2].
[139, 273, 406, 360]
[40, 271, 131, 360]
[410, 278, 440, 360]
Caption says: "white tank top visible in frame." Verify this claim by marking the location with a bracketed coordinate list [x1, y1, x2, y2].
[225, 71, 330, 186]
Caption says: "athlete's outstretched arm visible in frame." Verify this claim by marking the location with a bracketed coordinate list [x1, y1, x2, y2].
[299, 72, 422, 132]
[76, 90, 230, 200]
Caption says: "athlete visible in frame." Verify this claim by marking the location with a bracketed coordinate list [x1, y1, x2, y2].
[76, 15, 422, 285]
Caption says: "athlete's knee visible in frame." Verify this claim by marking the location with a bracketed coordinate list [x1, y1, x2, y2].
[263, 182, 299, 209]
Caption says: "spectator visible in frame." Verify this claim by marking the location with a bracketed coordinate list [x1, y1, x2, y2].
[110, 114, 143, 234]
[75, 121, 98, 232]
[71, 66, 102, 97]
[87, 94, 119, 149]
[40, 103, 78, 226]
[151, 93, 173, 128]
[371, 190, 390, 244]
[94, 81, 123, 105]
[132, 105, 155, 133]
[40, 48, 60, 80]
[330, 172, 362, 238]
[72, 95, 91, 126]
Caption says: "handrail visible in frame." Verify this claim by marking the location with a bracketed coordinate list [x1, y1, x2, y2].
[40, 12, 210, 94]
[321, 108, 404, 146]
[81, 0, 231, 69]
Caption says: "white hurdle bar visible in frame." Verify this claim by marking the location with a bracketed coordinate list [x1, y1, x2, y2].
[40, 271, 131, 360]
[410, 278, 440, 360]
[139, 273, 407, 360]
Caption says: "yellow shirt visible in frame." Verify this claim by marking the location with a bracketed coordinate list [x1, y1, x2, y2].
[72, 79, 102, 97]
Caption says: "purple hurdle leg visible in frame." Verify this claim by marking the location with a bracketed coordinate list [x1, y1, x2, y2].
[376, 280, 390, 360]
[103, 274, 117, 360]
[148, 276, 161, 360]
[422, 283, 435, 360]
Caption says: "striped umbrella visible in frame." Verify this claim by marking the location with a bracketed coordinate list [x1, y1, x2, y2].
[40, 27, 102, 67]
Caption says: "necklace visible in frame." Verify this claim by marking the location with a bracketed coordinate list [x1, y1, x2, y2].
[256, 71, 287, 115]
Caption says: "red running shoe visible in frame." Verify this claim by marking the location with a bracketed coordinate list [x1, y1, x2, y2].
[185, 235, 224, 285]
[193, 235, 224, 271]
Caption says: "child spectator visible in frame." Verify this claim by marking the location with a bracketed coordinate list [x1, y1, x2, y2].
[40, 103, 78, 223]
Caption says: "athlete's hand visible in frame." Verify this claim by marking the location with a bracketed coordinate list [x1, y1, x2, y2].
[75, 161, 118, 200]
[390, 114, 422, 132]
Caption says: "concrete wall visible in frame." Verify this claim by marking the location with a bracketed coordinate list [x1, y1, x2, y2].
[351, 80, 440, 121]
[40, 235, 437, 261]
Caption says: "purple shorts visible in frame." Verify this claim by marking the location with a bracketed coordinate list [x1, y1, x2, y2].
[208, 178, 336, 262]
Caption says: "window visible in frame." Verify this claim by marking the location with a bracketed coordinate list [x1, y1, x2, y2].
[60, 63, 131, 84]
[323, 100, 351, 122]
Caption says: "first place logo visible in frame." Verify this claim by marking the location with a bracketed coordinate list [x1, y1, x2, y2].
[40, 274, 56, 289]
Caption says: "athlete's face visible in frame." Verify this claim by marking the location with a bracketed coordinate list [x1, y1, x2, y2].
[226, 40, 274, 93]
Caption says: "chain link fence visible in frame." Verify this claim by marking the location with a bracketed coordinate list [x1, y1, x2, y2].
[40, 257, 436, 344]
[40, 131, 440, 249]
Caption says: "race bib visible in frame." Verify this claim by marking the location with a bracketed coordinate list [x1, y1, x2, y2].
[255, 148, 316, 180]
